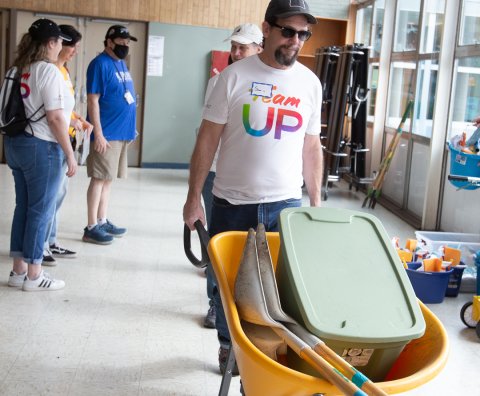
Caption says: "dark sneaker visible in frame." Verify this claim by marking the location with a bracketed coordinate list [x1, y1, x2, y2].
[204, 304, 216, 329]
[42, 249, 57, 267]
[99, 220, 127, 237]
[50, 244, 77, 258]
[82, 225, 114, 245]
[218, 346, 239, 376]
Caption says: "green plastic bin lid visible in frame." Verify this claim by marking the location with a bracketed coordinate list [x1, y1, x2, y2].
[277, 207, 426, 343]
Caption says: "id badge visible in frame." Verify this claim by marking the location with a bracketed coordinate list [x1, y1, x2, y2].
[124, 90, 135, 105]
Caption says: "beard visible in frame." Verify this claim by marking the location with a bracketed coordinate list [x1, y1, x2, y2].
[274, 45, 300, 67]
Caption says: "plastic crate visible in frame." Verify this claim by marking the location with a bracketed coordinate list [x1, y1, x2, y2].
[415, 231, 480, 267]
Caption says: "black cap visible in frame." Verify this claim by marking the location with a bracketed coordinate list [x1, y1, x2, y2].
[29, 19, 72, 42]
[265, 0, 317, 25]
[105, 25, 138, 42]
[59, 25, 82, 46]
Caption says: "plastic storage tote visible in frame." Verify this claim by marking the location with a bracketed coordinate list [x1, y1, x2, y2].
[415, 230, 480, 267]
[277, 207, 426, 382]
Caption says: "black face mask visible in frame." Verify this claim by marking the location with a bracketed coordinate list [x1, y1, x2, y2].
[113, 44, 129, 59]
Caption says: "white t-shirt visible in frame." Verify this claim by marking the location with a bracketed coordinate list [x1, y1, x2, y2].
[21, 61, 72, 142]
[204, 74, 220, 172]
[202, 55, 322, 205]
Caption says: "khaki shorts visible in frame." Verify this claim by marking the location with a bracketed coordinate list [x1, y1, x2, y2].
[87, 140, 128, 180]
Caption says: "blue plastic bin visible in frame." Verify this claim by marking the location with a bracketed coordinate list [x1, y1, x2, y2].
[406, 267, 454, 304]
[448, 143, 480, 190]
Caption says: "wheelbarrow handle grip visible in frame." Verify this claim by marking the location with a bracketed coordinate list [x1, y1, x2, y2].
[183, 220, 210, 268]
[194, 219, 211, 249]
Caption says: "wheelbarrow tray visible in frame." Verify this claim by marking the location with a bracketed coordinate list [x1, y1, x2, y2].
[208, 231, 449, 396]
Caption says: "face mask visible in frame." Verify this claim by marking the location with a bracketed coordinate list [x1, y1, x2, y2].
[113, 44, 129, 59]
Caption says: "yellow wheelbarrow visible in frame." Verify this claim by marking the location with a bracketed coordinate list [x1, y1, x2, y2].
[208, 231, 449, 396]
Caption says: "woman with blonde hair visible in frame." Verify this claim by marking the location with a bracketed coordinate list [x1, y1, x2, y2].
[5, 18, 77, 291]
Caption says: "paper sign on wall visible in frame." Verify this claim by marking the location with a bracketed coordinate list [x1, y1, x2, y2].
[147, 35, 164, 77]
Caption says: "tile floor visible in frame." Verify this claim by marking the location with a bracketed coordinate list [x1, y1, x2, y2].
[0, 164, 478, 396]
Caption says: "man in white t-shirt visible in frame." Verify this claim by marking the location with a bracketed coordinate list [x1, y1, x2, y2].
[183, 0, 323, 375]
[202, 23, 263, 331]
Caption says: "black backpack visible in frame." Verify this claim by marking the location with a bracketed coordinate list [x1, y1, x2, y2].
[0, 67, 45, 137]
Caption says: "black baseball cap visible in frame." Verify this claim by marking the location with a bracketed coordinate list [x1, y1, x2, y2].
[265, 0, 317, 25]
[105, 25, 138, 42]
[29, 19, 72, 42]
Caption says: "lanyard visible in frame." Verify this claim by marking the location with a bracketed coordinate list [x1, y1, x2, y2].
[111, 58, 128, 93]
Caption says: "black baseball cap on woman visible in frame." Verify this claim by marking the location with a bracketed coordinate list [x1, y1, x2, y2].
[29, 19, 72, 42]
[265, 0, 317, 24]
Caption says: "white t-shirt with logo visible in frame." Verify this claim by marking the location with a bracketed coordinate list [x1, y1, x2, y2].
[202, 55, 322, 205]
[21, 61, 73, 142]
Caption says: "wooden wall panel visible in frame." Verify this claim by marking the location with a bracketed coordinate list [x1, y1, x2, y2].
[0, 0, 270, 28]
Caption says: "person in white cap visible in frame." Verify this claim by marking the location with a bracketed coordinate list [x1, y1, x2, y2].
[201, 23, 263, 332]
[184, 0, 323, 375]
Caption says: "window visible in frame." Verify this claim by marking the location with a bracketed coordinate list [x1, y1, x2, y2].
[413, 59, 439, 137]
[367, 63, 379, 121]
[420, 0, 445, 53]
[394, 0, 421, 52]
[372, 0, 385, 58]
[450, 56, 480, 138]
[386, 61, 415, 130]
[355, 5, 373, 47]
[459, 0, 480, 45]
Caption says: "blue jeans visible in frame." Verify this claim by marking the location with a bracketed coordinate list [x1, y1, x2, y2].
[208, 195, 302, 346]
[4, 135, 64, 264]
[44, 159, 68, 247]
[202, 171, 215, 301]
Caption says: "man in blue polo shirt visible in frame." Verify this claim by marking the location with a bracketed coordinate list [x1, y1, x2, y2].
[83, 25, 137, 244]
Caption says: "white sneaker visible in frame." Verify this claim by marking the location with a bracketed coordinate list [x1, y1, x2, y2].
[8, 271, 26, 287]
[22, 270, 65, 292]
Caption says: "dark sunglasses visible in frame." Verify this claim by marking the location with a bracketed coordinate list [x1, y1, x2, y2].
[270, 22, 312, 42]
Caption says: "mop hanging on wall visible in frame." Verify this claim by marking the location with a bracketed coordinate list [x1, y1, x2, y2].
[362, 100, 414, 209]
